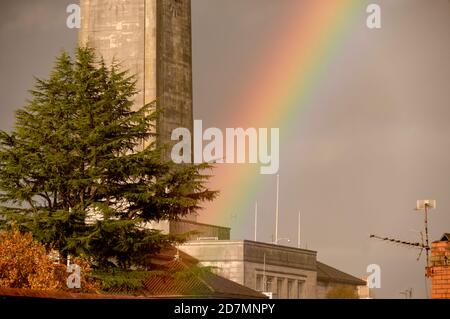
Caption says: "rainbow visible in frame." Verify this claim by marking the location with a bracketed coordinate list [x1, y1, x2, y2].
[202, 0, 365, 234]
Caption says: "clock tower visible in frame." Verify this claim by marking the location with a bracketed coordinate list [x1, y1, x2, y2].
[79, 0, 193, 161]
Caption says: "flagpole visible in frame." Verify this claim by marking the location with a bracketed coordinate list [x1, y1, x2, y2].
[275, 174, 279, 244]
[298, 211, 301, 248]
[254, 201, 258, 242]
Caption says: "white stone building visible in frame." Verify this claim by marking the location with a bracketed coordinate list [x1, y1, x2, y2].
[178, 239, 366, 299]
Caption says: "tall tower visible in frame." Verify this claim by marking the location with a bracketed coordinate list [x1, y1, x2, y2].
[80, 0, 196, 223]
[79, 0, 193, 160]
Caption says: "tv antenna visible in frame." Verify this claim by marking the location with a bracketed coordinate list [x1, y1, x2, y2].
[369, 234, 427, 261]
[370, 200, 436, 268]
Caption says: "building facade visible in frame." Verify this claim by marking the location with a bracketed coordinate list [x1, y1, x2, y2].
[179, 240, 365, 299]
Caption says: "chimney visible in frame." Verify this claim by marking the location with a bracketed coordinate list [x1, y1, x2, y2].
[427, 233, 450, 299]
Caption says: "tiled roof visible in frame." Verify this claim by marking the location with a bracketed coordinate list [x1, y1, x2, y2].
[438, 233, 450, 242]
[0, 247, 265, 299]
[316, 261, 366, 286]
[139, 247, 266, 299]
[105, 246, 266, 299]
[141, 269, 266, 299]
[0, 287, 138, 299]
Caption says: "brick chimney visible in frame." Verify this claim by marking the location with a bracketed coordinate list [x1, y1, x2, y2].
[427, 233, 450, 299]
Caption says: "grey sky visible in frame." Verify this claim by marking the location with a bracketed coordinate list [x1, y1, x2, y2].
[0, 0, 449, 298]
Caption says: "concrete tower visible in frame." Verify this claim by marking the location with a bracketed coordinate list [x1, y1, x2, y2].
[79, 0, 193, 160]
[80, 0, 197, 224]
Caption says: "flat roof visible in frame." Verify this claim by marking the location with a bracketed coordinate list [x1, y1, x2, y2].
[176, 219, 231, 230]
[181, 239, 317, 255]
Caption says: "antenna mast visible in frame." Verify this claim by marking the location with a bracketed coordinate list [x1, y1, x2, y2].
[370, 200, 436, 268]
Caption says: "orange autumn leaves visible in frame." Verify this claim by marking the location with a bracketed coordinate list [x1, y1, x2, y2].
[0, 229, 59, 289]
[0, 228, 98, 292]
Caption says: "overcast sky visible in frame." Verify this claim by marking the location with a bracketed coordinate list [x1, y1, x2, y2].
[1, 0, 449, 298]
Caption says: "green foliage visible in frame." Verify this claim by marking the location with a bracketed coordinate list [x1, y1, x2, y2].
[0, 47, 218, 273]
[91, 268, 153, 291]
[325, 285, 359, 299]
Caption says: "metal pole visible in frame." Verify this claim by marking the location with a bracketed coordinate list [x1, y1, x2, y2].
[275, 174, 279, 244]
[254, 202, 258, 242]
[263, 253, 266, 291]
[298, 211, 301, 249]
[424, 204, 430, 267]
[424, 203, 431, 299]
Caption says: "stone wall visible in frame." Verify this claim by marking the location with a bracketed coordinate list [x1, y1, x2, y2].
[79, 0, 150, 113]
[156, 0, 193, 160]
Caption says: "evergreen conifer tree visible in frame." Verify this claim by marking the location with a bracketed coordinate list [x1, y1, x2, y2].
[0, 47, 217, 273]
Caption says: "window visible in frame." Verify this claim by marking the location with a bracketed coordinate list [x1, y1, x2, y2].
[277, 278, 284, 299]
[287, 280, 294, 299]
[256, 274, 263, 291]
[298, 281, 305, 299]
